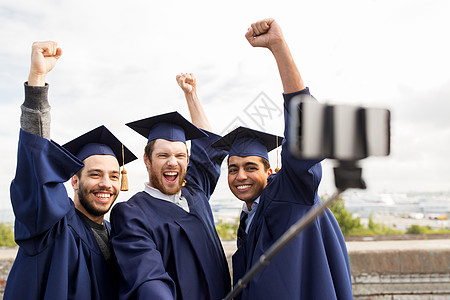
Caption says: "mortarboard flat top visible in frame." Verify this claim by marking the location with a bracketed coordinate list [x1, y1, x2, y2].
[126, 111, 207, 143]
[62, 125, 137, 166]
[211, 126, 283, 161]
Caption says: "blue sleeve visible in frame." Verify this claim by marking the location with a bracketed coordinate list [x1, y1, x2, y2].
[110, 202, 176, 300]
[273, 89, 323, 205]
[185, 131, 227, 198]
[10, 129, 83, 241]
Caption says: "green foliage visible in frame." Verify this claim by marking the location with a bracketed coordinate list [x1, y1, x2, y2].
[216, 220, 239, 241]
[365, 216, 403, 235]
[327, 197, 403, 236]
[0, 222, 16, 247]
[328, 198, 363, 235]
[406, 224, 450, 234]
[406, 224, 431, 234]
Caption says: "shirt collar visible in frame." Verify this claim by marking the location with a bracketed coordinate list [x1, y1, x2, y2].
[242, 196, 260, 214]
[144, 183, 182, 203]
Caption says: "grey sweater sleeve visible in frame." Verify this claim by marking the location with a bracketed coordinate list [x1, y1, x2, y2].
[21, 82, 51, 139]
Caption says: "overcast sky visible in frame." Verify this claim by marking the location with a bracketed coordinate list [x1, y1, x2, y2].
[1, 0, 450, 213]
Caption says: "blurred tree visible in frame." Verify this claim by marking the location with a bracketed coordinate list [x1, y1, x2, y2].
[0, 223, 16, 247]
[216, 221, 238, 241]
[327, 197, 402, 236]
[328, 197, 363, 236]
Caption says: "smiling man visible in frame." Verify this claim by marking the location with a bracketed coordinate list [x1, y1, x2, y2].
[212, 126, 282, 249]
[4, 41, 137, 300]
[221, 127, 282, 210]
[110, 74, 231, 299]
[212, 19, 353, 299]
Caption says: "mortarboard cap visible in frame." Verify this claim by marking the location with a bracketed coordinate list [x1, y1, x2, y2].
[126, 111, 207, 143]
[211, 126, 283, 161]
[62, 125, 137, 191]
[62, 125, 137, 166]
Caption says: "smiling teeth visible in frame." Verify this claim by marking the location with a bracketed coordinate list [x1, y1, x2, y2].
[95, 193, 110, 198]
[164, 172, 178, 176]
[237, 185, 251, 190]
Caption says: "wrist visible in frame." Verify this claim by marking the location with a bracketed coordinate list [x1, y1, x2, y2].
[269, 39, 289, 56]
[184, 89, 197, 99]
[28, 72, 47, 86]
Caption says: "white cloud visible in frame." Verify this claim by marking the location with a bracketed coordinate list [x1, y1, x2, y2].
[1, 0, 450, 214]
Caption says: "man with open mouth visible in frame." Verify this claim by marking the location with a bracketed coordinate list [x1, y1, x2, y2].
[110, 73, 231, 299]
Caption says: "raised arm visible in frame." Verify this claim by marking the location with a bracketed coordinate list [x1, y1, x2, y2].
[246, 19, 321, 204]
[12, 42, 83, 243]
[245, 18, 305, 94]
[176, 73, 212, 131]
[22, 41, 62, 139]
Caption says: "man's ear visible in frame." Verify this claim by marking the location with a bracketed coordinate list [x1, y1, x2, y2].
[185, 146, 189, 165]
[143, 153, 151, 170]
[71, 175, 79, 191]
[267, 168, 273, 177]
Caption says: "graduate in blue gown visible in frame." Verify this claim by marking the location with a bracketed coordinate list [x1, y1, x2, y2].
[4, 41, 137, 300]
[110, 73, 231, 300]
[211, 19, 353, 299]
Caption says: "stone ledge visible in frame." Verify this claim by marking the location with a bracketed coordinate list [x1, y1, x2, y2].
[348, 239, 450, 276]
[353, 273, 450, 284]
[2, 239, 450, 298]
[345, 233, 450, 242]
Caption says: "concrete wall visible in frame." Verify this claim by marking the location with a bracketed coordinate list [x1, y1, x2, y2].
[349, 238, 450, 300]
[1, 237, 450, 299]
[225, 237, 450, 299]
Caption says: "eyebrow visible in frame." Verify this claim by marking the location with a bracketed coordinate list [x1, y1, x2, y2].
[155, 151, 187, 156]
[228, 162, 259, 169]
[86, 169, 120, 174]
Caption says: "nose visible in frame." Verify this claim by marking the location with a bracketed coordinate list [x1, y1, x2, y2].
[236, 168, 247, 181]
[98, 174, 112, 189]
[167, 155, 177, 166]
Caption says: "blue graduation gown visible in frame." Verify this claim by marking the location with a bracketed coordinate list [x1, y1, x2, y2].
[232, 89, 353, 300]
[4, 129, 119, 300]
[110, 133, 231, 300]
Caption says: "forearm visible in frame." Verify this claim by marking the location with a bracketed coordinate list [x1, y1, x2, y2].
[271, 40, 305, 94]
[187, 131, 227, 196]
[185, 91, 212, 131]
[281, 90, 322, 181]
[11, 129, 82, 241]
[21, 82, 51, 139]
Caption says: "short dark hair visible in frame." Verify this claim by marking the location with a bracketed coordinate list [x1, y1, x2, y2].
[75, 169, 83, 179]
[260, 157, 271, 172]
